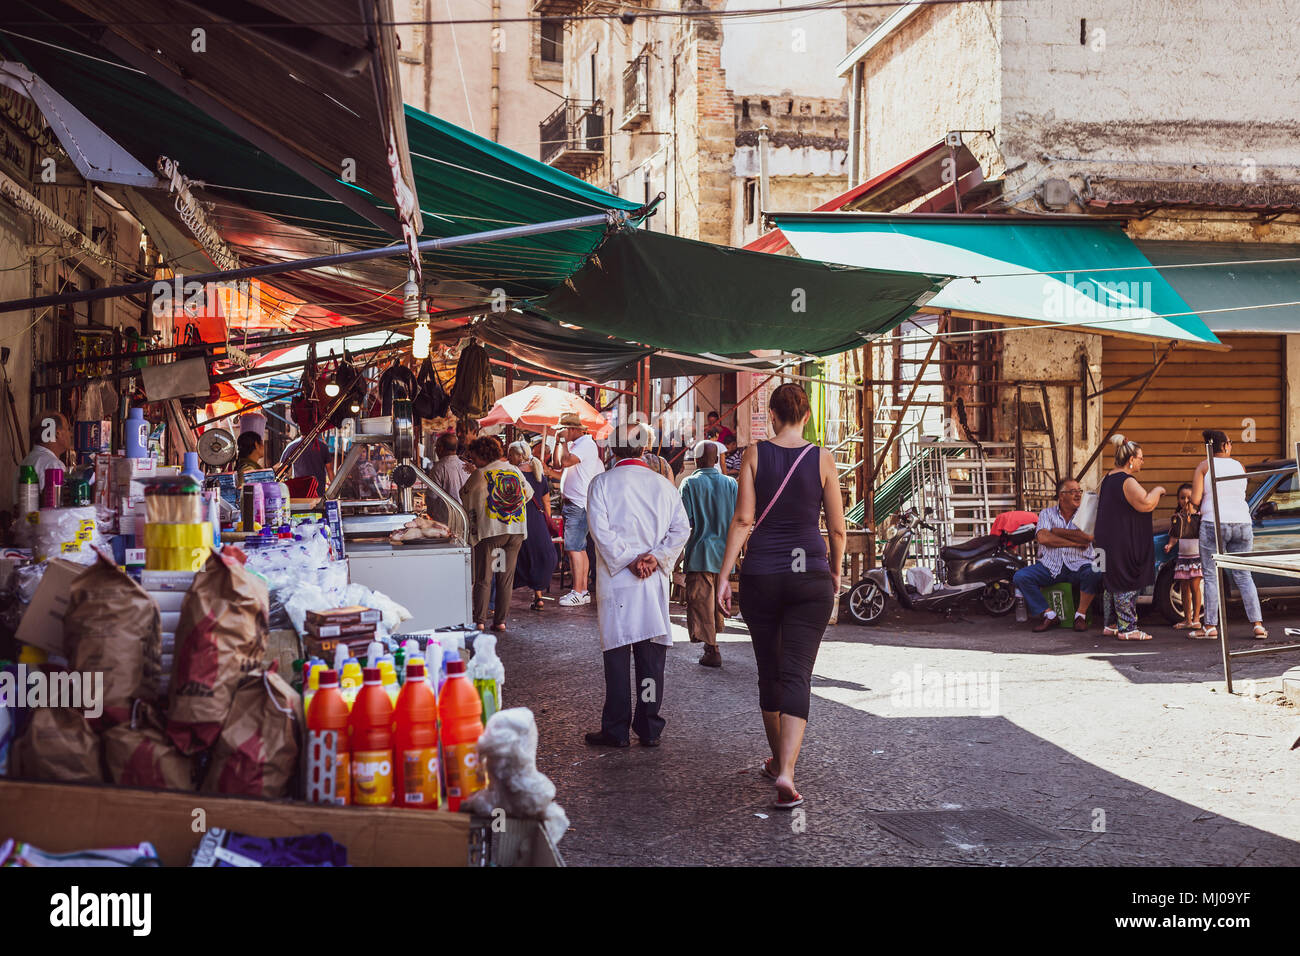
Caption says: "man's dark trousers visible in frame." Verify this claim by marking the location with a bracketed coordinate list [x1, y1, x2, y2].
[601, 639, 667, 742]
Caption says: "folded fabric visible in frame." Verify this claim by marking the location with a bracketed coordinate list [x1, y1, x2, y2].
[0, 838, 160, 867]
[190, 827, 348, 867]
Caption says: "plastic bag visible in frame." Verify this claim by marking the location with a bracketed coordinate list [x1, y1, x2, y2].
[1074, 491, 1099, 535]
[33, 506, 107, 565]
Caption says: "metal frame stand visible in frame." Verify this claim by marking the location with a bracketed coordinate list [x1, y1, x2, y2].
[1205, 440, 1300, 693]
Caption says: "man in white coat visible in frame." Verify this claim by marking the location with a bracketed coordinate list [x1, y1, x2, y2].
[584, 426, 692, 748]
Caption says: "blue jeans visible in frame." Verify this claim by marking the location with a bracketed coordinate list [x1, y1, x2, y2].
[562, 501, 588, 553]
[1013, 562, 1103, 618]
[1199, 521, 1262, 625]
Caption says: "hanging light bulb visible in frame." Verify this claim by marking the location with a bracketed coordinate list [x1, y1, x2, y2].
[324, 380, 340, 398]
[407, 270, 430, 360]
[412, 317, 431, 360]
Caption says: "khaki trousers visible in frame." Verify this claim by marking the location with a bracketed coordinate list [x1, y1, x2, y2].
[473, 533, 524, 627]
[685, 571, 726, 646]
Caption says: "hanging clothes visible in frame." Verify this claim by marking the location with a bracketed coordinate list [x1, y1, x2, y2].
[413, 356, 451, 420]
[449, 339, 494, 420]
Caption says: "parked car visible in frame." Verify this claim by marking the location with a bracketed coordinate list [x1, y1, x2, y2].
[1151, 458, 1300, 624]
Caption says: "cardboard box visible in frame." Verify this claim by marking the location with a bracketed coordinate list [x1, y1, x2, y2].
[306, 606, 382, 628]
[148, 590, 187, 612]
[304, 634, 375, 660]
[0, 779, 472, 867]
[305, 621, 377, 639]
[13, 558, 85, 655]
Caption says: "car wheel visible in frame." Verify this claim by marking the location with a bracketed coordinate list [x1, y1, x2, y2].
[1153, 560, 1183, 625]
[847, 580, 886, 625]
[981, 580, 1016, 616]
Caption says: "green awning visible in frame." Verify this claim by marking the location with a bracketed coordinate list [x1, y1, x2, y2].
[771, 214, 1224, 348]
[1137, 241, 1300, 333]
[527, 228, 947, 355]
[0, 14, 639, 301]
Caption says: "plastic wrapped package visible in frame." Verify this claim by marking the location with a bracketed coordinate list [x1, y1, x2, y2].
[33, 507, 107, 565]
[462, 708, 568, 844]
[342, 583, 411, 635]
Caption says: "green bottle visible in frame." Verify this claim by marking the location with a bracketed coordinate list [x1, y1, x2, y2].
[16, 465, 39, 519]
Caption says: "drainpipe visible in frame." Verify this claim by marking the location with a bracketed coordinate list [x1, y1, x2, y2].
[847, 61, 861, 188]
[491, 0, 501, 142]
[757, 123, 770, 221]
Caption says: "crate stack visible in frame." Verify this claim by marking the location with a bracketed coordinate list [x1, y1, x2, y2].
[304, 605, 383, 661]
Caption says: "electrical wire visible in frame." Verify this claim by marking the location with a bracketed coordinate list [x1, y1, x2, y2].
[3, 1, 1047, 30]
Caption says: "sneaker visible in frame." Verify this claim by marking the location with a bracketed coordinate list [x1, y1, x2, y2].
[558, 590, 591, 607]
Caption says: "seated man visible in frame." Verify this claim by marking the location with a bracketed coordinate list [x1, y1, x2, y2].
[1012, 477, 1102, 632]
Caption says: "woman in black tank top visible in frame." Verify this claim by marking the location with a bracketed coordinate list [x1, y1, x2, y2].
[717, 383, 847, 811]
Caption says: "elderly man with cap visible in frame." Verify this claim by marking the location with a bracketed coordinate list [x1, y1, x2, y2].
[679, 439, 738, 667]
[544, 411, 604, 606]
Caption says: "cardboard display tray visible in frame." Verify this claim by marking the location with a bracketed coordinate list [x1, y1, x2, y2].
[0, 778, 471, 867]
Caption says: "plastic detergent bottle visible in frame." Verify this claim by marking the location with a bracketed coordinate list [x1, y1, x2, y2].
[302, 660, 323, 714]
[332, 643, 347, 677]
[349, 667, 395, 806]
[393, 662, 440, 809]
[437, 633, 460, 693]
[339, 657, 363, 709]
[439, 659, 487, 811]
[125, 406, 149, 458]
[365, 640, 384, 669]
[377, 657, 400, 707]
[467, 634, 505, 724]
[393, 647, 406, 686]
[306, 669, 351, 806]
[16, 465, 38, 521]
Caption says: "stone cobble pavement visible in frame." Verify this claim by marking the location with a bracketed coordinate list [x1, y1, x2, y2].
[493, 590, 1299, 866]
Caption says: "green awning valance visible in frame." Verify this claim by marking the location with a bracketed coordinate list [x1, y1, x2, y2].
[771, 214, 1223, 348]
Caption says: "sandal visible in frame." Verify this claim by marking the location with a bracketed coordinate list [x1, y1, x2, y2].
[492, 622, 507, 632]
[530, 598, 544, 611]
[759, 757, 778, 781]
[773, 784, 804, 810]
[1187, 627, 1217, 640]
[1116, 629, 1153, 641]
[1252, 624, 1268, 639]
[1102, 626, 1119, 637]
[1173, 622, 1196, 630]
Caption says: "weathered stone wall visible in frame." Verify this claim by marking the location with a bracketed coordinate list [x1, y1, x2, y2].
[858, 2, 1002, 182]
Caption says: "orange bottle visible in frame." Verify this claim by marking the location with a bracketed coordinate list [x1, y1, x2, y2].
[306, 669, 350, 806]
[393, 662, 440, 809]
[439, 659, 487, 811]
[349, 666, 395, 806]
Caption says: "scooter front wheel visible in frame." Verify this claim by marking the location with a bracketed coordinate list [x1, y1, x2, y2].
[847, 579, 887, 625]
[981, 580, 1017, 616]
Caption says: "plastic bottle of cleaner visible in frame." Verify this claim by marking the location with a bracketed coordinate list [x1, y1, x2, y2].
[467, 633, 505, 724]
[437, 633, 460, 693]
[339, 657, 363, 710]
[365, 640, 384, 669]
[305, 669, 350, 806]
[439, 659, 487, 811]
[393, 662, 440, 809]
[349, 667, 395, 806]
[16, 465, 38, 520]
[377, 657, 400, 707]
[302, 660, 324, 714]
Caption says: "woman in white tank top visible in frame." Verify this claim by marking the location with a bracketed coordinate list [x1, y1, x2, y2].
[1191, 429, 1264, 639]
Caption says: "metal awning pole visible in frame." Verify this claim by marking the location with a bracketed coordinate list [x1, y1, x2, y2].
[0, 212, 623, 317]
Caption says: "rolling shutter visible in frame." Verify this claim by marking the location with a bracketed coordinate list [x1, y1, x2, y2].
[1101, 334, 1284, 519]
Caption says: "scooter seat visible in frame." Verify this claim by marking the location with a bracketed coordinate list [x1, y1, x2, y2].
[940, 534, 1000, 560]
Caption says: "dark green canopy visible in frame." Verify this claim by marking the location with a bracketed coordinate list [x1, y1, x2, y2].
[527, 228, 947, 356]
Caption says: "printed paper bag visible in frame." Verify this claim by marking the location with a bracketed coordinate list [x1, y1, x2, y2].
[104, 700, 195, 791]
[64, 552, 162, 729]
[11, 706, 103, 783]
[200, 667, 301, 799]
[167, 547, 269, 755]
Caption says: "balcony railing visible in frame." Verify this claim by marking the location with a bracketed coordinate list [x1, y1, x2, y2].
[539, 99, 604, 173]
[621, 55, 649, 129]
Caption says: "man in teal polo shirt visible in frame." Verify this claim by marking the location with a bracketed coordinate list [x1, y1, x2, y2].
[679, 440, 738, 668]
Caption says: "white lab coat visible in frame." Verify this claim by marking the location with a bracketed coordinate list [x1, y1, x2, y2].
[585, 461, 692, 652]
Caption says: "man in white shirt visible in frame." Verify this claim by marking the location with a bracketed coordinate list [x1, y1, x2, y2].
[545, 412, 604, 607]
[12, 409, 71, 506]
[584, 430, 691, 747]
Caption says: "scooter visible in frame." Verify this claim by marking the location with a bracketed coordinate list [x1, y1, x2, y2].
[845, 507, 1035, 625]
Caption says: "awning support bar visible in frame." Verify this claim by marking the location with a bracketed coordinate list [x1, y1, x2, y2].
[0, 212, 623, 317]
